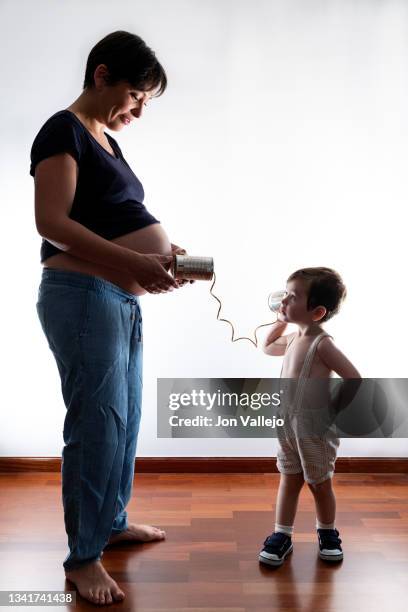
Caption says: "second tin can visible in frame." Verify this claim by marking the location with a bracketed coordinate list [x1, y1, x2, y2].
[268, 290, 286, 313]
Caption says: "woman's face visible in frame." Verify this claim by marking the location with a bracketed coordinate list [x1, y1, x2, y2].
[102, 80, 153, 130]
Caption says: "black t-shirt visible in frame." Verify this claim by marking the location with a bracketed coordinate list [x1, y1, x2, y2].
[30, 110, 160, 262]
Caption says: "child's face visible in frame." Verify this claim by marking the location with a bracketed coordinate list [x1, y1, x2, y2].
[280, 279, 321, 324]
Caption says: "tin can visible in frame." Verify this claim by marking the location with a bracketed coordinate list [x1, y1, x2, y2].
[268, 290, 286, 313]
[171, 255, 214, 281]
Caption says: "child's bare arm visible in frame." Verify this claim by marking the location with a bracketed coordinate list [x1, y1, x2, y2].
[263, 321, 296, 356]
[317, 337, 361, 378]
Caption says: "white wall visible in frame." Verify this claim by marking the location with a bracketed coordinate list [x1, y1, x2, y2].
[1, 0, 407, 457]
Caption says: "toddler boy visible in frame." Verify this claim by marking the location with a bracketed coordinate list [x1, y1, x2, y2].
[259, 267, 360, 566]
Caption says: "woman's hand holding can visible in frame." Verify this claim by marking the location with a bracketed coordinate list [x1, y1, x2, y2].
[170, 243, 195, 286]
[127, 252, 178, 294]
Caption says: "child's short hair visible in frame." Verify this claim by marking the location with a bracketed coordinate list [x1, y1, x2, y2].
[287, 267, 347, 322]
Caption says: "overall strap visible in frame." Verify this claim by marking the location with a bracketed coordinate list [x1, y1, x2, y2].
[293, 332, 333, 412]
[298, 332, 333, 380]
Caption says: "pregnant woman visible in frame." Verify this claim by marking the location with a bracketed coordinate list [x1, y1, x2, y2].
[31, 31, 190, 605]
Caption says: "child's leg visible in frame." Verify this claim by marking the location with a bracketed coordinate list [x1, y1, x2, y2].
[275, 473, 305, 533]
[308, 476, 336, 527]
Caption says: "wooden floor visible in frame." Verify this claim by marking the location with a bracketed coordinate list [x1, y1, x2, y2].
[0, 472, 407, 611]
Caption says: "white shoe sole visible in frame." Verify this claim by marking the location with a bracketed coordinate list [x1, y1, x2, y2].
[319, 550, 343, 562]
[259, 543, 293, 566]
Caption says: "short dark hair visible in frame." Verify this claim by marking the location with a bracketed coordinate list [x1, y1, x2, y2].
[83, 30, 167, 96]
[287, 267, 347, 322]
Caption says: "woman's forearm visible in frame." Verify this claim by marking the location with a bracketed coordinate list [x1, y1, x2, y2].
[37, 217, 138, 273]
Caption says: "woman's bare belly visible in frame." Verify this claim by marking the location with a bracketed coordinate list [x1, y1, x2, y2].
[42, 223, 172, 296]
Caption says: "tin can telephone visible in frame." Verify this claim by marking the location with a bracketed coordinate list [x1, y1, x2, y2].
[171, 255, 285, 348]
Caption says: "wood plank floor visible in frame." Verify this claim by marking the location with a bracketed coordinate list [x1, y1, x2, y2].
[0, 472, 407, 611]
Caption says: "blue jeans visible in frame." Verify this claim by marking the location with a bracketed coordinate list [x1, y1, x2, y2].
[36, 268, 143, 571]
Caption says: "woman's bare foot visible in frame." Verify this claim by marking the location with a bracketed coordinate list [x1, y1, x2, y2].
[107, 523, 166, 546]
[65, 560, 125, 606]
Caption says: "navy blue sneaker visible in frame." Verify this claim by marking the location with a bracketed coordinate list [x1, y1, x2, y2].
[317, 528, 343, 561]
[259, 532, 293, 567]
